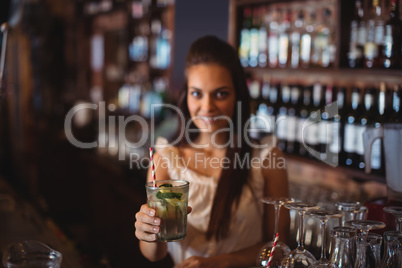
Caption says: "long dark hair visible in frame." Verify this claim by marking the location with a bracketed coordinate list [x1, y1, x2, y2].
[176, 35, 252, 241]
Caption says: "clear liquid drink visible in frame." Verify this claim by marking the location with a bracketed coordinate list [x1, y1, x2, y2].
[145, 180, 189, 242]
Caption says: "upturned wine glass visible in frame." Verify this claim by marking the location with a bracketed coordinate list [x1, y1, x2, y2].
[335, 201, 361, 227]
[348, 220, 386, 268]
[383, 206, 402, 232]
[256, 197, 292, 268]
[281, 202, 319, 268]
[306, 209, 342, 267]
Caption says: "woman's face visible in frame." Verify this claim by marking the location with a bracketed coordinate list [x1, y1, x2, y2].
[186, 63, 236, 133]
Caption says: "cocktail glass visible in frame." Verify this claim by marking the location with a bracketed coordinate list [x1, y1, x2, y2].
[281, 202, 319, 268]
[348, 220, 386, 268]
[145, 180, 189, 242]
[383, 206, 402, 232]
[256, 197, 292, 267]
[306, 209, 342, 267]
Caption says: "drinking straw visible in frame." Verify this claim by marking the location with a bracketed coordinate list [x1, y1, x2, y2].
[149, 147, 156, 187]
[266, 232, 279, 268]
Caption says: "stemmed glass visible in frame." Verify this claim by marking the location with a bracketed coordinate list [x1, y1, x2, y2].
[256, 197, 292, 268]
[383, 206, 402, 232]
[335, 201, 361, 227]
[348, 220, 386, 268]
[306, 209, 342, 267]
[281, 202, 319, 268]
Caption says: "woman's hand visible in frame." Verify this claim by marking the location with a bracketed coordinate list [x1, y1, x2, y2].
[174, 256, 229, 268]
[135, 204, 193, 242]
[135, 204, 161, 242]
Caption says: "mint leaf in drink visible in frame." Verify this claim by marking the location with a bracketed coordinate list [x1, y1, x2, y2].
[156, 191, 183, 200]
[159, 183, 173, 188]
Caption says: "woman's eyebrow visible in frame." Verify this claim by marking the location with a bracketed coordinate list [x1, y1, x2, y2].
[189, 86, 231, 92]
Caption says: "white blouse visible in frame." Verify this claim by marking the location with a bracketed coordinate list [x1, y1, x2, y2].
[154, 136, 276, 265]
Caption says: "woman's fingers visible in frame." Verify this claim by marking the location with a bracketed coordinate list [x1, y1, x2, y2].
[134, 204, 161, 242]
[187, 206, 192, 214]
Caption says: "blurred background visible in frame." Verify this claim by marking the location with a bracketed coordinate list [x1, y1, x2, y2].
[0, 0, 399, 267]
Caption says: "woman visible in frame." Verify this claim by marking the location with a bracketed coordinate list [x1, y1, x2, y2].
[135, 35, 289, 267]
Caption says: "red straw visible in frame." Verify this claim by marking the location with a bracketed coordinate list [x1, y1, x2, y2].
[149, 147, 156, 187]
[267, 233, 279, 268]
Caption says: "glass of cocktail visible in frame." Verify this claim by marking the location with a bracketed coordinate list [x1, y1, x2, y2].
[145, 180, 189, 242]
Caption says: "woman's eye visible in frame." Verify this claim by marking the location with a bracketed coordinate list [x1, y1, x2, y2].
[216, 91, 229, 99]
[190, 91, 201, 98]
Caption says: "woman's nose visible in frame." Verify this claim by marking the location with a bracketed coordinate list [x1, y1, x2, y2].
[201, 95, 216, 112]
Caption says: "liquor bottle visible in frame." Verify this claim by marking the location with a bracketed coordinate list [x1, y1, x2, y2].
[383, 0, 401, 68]
[290, 9, 303, 69]
[328, 87, 347, 166]
[364, 0, 384, 68]
[256, 78, 275, 138]
[343, 87, 362, 168]
[389, 85, 402, 123]
[249, 7, 260, 68]
[249, 79, 261, 115]
[239, 7, 252, 68]
[268, 9, 280, 68]
[300, 10, 315, 68]
[349, 0, 364, 68]
[319, 85, 333, 161]
[356, 0, 367, 67]
[297, 85, 312, 156]
[278, 10, 291, 68]
[276, 84, 291, 152]
[266, 81, 280, 135]
[371, 83, 386, 176]
[286, 85, 300, 154]
[258, 6, 268, 68]
[356, 87, 382, 172]
[305, 83, 321, 158]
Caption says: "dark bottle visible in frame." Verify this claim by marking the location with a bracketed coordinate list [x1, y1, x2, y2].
[266, 81, 280, 134]
[364, 0, 384, 69]
[276, 84, 291, 152]
[297, 85, 312, 156]
[348, 0, 364, 68]
[305, 83, 322, 159]
[239, 7, 252, 68]
[289, 9, 303, 69]
[248, 79, 261, 116]
[389, 85, 402, 123]
[328, 87, 347, 167]
[383, 0, 401, 69]
[358, 87, 384, 173]
[343, 87, 363, 168]
[258, 6, 268, 68]
[286, 85, 300, 154]
[249, 7, 261, 68]
[318, 85, 333, 162]
[255, 79, 275, 139]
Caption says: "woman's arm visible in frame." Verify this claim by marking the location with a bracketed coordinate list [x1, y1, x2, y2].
[136, 152, 169, 262]
[261, 147, 290, 244]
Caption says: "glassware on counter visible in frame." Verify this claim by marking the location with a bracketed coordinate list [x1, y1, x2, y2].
[383, 206, 402, 232]
[382, 231, 402, 268]
[329, 226, 357, 268]
[335, 201, 361, 226]
[281, 202, 319, 268]
[256, 197, 292, 267]
[348, 220, 386, 268]
[2, 240, 62, 268]
[306, 209, 342, 267]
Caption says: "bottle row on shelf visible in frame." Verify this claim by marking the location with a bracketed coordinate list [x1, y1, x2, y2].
[237, 0, 402, 70]
[348, 0, 402, 69]
[248, 77, 401, 176]
[238, 0, 337, 69]
[129, 1, 172, 69]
